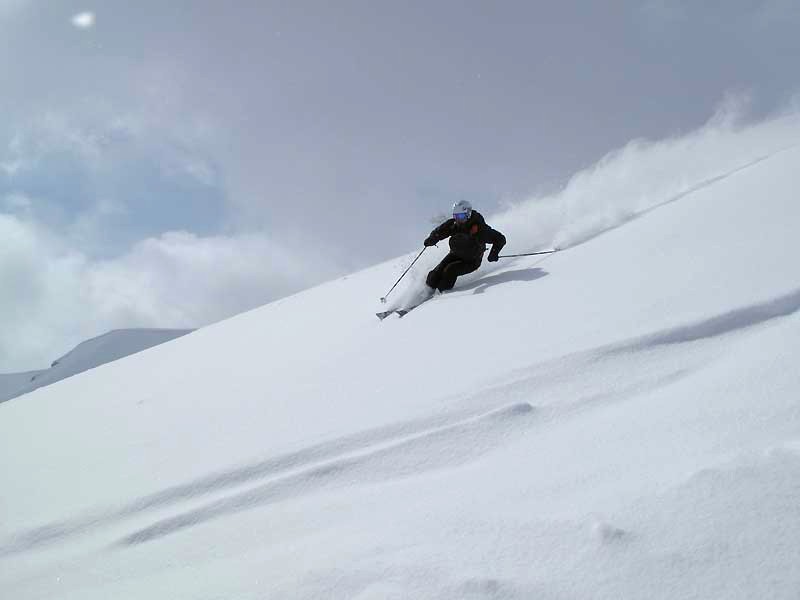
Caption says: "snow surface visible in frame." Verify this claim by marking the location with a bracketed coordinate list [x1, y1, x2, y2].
[2, 114, 800, 599]
[0, 371, 42, 404]
[0, 329, 193, 404]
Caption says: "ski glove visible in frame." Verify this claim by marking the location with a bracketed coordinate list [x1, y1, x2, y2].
[487, 250, 500, 262]
[423, 236, 437, 247]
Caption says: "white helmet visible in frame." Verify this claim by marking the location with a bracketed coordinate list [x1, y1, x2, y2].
[452, 200, 473, 223]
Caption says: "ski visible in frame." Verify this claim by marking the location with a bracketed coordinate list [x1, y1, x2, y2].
[376, 289, 436, 320]
[376, 302, 425, 320]
[396, 296, 434, 317]
[396, 306, 419, 318]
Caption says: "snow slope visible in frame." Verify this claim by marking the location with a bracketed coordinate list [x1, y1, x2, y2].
[0, 329, 193, 404]
[1, 114, 800, 599]
[0, 371, 42, 404]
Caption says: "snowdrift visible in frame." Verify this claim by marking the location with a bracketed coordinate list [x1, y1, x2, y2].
[1, 113, 800, 599]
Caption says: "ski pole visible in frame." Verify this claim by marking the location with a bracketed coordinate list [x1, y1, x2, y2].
[380, 247, 427, 303]
[498, 248, 559, 259]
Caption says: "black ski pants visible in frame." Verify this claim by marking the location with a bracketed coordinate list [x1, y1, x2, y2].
[426, 253, 481, 292]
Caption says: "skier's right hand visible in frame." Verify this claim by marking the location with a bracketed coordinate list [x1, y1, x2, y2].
[423, 236, 437, 247]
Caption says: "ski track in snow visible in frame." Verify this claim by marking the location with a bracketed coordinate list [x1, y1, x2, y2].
[637, 286, 800, 346]
[0, 402, 483, 556]
[117, 402, 537, 546]
[469, 285, 800, 413]
[4, 285, 799, 556]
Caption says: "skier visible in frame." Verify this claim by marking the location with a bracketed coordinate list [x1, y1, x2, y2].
[423, 200, 506, 293]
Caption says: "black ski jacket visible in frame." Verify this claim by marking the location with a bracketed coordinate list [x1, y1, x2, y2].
[426, 211, 506, 261]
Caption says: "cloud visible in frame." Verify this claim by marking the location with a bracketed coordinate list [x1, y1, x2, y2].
[71, 11, 95, 29]
[0, 105, 227, 255]
[0, 107, 348, 372]
[0, 213, 345, 372]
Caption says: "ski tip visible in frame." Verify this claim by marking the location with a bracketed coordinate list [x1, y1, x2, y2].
[376, 311, 394, 321]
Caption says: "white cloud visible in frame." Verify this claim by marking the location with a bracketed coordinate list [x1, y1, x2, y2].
[0, 104, 229, 250]
[0, 105, 312, 372]
[0, 214, 345, 372]
[71, 11, 96, 29]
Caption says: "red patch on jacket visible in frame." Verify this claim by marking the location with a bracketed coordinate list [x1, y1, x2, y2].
[470, 224, 479, 235]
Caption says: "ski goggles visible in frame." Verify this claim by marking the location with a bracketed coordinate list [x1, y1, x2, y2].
[453, 211, 470, 222]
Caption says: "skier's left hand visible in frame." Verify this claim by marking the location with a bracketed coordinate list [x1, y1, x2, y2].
[487, 251, 499, 262]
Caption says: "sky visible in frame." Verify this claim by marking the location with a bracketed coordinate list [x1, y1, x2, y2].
[1, 0, 799, 371]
